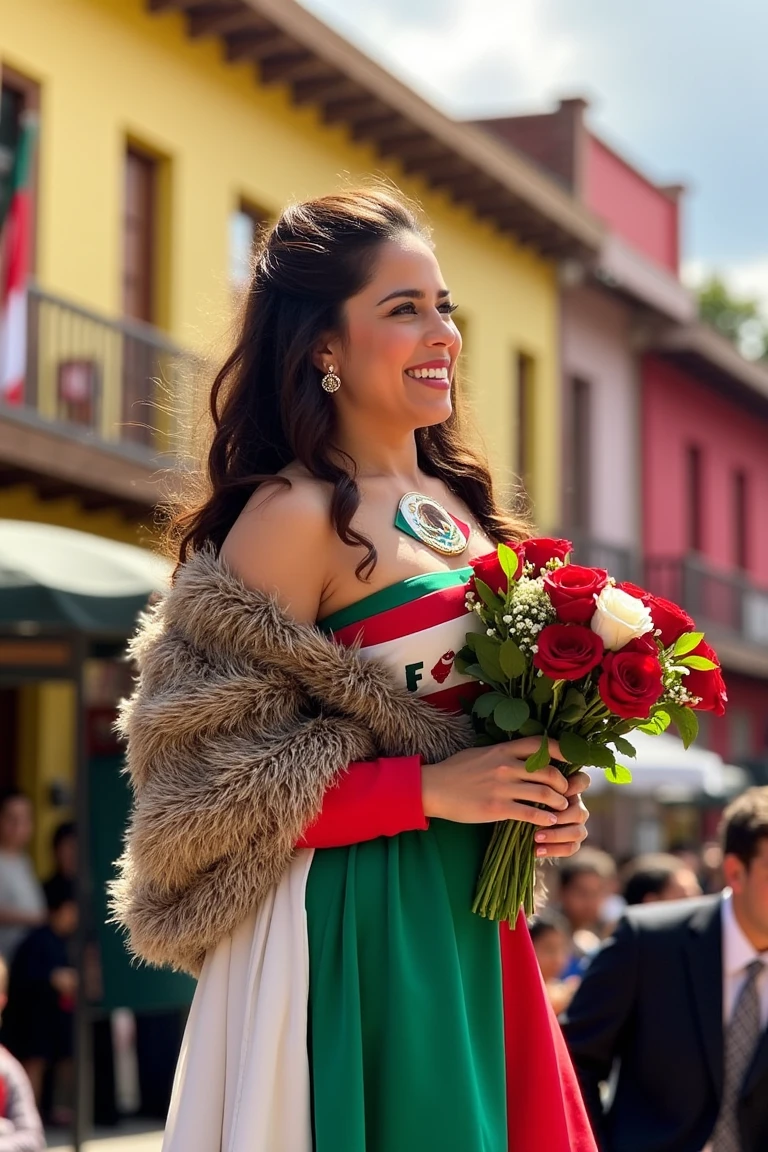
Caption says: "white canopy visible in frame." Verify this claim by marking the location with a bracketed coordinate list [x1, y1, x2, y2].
[587, 730, 748, 800]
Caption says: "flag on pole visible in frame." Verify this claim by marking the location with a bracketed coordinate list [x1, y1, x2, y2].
[0, 113, 37, 406]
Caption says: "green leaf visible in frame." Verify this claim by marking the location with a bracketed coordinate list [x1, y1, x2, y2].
[519, 718, 545, 737]
[638, 710, 671, 736]
[498, 543, 519, 583]
[494, 697, 530, 733]
[485, 719, 506, 742]
[558, 730, 592, 767]
[525, 733, 551, 773]
[462, 662, 487, 681]
[558, 691, 588, 724]
[665, 703, 699, 750]
[532, 675, 555, 705]
[474, 579, 504, 614]
[609, 734, 637, 758]
[463, 633, 478, 652]
[474, 634, 505, 683]
[673, 631, 704, 657]
[681, 655, 718, 671]
[582, 743, 616, 770]
[606, 763, 633, 785]
[473, 691, 505, 719]
[499, 638, 526, 679]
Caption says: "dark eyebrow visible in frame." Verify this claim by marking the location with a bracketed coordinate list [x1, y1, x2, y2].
[376, 287, 451, 306]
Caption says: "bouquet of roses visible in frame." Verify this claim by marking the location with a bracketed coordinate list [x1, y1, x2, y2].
[456, 538, 727, 923]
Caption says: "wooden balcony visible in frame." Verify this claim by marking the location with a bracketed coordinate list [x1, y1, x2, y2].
[0, 285, 191, 515]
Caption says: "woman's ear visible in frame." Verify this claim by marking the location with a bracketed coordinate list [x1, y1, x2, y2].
[311, 335, 341, 374]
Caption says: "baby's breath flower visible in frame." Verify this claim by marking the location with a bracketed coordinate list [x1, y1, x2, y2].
[507, 577, 556, 655]
[502, 614, 512, 624]
[486, 627, 496, 637]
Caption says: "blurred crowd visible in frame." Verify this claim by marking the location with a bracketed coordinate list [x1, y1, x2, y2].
[0, 791, 77, 1132]
[532, 786, 768, 1150]
[530, 838, 720, 1017]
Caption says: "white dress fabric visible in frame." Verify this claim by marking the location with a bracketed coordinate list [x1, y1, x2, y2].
[162, 850, 315, 1152]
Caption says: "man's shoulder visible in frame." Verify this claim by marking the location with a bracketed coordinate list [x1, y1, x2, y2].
[622, 893, 720, 937]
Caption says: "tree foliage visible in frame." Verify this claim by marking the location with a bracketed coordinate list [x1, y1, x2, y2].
[697, 274, 768, 361]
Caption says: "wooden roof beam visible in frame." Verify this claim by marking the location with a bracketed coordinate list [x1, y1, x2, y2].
[259, 52, 316, 84]
[148, 0, 201, 10]
[351, 115, 415, 143]
[188, 4, 264, 38]
[260, 54, 333, 85]
[292, 76, 359, 106]
[225, 29, 295, 62]
[322, 96, 387, 125]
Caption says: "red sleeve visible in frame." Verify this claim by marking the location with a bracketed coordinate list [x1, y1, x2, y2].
[298, 756, 427, 849]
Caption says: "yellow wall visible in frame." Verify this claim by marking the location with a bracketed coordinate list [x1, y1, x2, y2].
[0, 0, 561, 527]
[0, 484, 159, 545]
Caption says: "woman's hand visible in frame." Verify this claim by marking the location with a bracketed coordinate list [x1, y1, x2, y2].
[421, 741, 590, 857]
[422, 739, 571, 827]
[532, 770, 590, 859]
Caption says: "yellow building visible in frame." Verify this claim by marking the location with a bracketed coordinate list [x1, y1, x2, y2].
[0, 0, 602, 867]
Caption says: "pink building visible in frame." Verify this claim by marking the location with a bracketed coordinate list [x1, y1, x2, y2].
[477, 98, 768, 775]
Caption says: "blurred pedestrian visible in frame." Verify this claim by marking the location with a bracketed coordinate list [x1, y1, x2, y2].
[563, 786, 768, 1152]
[0, 956, 44, 1151]
[2, 877, 76, 1118]
[43, 821, 76, 901]
[555, 849, 617, 976]
[529, 910, 581, 1016]
[621, 852, 702, 906]
[0, 792, 45, 964]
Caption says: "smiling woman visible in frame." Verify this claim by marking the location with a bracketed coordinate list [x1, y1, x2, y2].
[113, 186, 595, 1152]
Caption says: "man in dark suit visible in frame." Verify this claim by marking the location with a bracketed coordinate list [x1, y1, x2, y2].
[563, 787, 768, 1152]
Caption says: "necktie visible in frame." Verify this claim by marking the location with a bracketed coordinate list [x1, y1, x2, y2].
[712, 958, 765, 1152]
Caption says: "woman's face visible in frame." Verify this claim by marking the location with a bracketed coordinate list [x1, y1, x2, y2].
[328, 233, 461, 432]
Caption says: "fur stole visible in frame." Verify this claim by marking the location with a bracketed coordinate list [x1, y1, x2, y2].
[110, 547, 474, 975]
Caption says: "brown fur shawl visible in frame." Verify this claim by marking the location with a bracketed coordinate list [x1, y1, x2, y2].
[110, 547, 474, 976]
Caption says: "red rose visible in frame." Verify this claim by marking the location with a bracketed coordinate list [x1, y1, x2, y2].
[685, 639, 728, 716]
[598, 642, 664, 719]
[469, 543, 525, 595]
[544, 565, 609, 625]
[619, 582, 695, 647]
[534, 624, 604, 681]
[523, 537, 572, 573]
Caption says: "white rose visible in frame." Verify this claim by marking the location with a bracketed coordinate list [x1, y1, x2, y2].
[591, 586, 654, 651]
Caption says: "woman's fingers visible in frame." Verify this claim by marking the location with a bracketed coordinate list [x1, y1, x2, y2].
[552, 793, 589, 826]
[533, 821, 589, 857]
[506, 802, 565, 828]
[509, 781, 569, 811]
[564, 770, 591, 798]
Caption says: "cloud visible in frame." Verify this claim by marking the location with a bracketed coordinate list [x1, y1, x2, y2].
[301, 0, 768, 280]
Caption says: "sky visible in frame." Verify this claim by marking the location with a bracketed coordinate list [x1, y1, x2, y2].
[303, 0, 768, 308]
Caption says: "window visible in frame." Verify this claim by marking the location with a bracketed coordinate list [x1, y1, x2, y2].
[734, 469, 749, 571]
[123, 147, 158, 322]
[686, 445, 703, 553]
[516, 352, 535, 492]
[229, 200, 269, 289]
[566, 375, 591, 534]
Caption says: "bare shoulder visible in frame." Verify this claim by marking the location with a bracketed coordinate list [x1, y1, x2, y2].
[220, 475, 334, 623]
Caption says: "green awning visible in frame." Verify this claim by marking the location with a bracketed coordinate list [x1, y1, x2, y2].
[0, 520, 172, 635]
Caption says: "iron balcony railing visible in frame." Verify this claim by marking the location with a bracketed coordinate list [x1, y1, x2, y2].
[645, 554, 768, 648]
[18, 283, 190, 455]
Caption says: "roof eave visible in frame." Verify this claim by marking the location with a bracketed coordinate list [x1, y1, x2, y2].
[148, 0, 603, 259]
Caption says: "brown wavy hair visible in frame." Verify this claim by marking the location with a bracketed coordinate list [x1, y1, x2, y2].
[169, 186, 530, 578]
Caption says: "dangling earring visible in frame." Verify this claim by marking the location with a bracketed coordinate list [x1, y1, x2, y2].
[321, 364, 341, 393]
